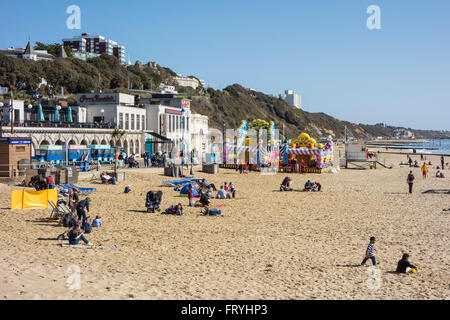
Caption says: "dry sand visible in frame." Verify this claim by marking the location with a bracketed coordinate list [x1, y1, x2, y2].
[0, 152, 449, 300]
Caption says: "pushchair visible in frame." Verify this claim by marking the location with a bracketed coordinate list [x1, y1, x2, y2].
[145, 191, 163, 213]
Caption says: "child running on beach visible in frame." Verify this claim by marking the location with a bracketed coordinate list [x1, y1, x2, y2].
[361, 236, 377, 266]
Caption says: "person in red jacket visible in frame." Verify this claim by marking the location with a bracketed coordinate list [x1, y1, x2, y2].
[46, 176, 55, 189]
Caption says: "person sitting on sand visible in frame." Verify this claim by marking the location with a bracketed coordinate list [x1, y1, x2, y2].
[314, 182, 322, 192]
[100, 172, 113, 184]
[68, 223, 93, 246]
[436, 170, 445, 178]
[396, 253, 418, 273]
[124, 185, 131, 193]
[215, 186, 229, 199]
[304, 180, 314, 192]
[91, 216, 102, 228]
[280, 177, 293, 191]
[197, 190, 211, 207]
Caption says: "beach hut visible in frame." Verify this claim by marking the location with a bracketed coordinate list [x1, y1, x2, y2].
[180, 184, 200, 198]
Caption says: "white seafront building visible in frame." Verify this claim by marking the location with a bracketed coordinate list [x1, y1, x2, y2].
[280, 90, 302, 109]
[0, 93, 210, 159]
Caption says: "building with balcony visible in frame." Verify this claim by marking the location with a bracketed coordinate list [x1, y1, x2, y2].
[0, 92, 210, 158]
[62, 33, 126, 63]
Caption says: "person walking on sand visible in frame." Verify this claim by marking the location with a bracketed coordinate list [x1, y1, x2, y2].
[407, 171, 415, 194]
[441, 156, 445, 170]
[361, 236, 377, 266]
[421, 162, 428, 179]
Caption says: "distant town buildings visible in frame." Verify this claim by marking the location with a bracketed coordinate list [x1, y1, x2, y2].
[159, 84, 178, 94]
[174, 75, 205, 89]
[280, 90, 302, 109]
[394, 128, 415, 139]
[62, 33, 126, 63]
[0, 40, 54, 62]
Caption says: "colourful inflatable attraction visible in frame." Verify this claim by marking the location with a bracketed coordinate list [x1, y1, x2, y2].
[280, 133, 334, 173]
[224, 119, 279, 168]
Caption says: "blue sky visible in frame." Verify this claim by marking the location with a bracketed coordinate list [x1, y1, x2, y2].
[1, 0, 449, 130]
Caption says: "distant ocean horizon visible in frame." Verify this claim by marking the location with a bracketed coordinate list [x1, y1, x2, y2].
[420, 139, 450, 155]
[380, 139, 450, 156]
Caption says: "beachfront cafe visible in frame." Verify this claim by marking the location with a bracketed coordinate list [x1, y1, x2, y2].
[1, 103, 114, 129]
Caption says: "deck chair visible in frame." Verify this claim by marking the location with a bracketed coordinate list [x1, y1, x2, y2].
[59, 203, 75, 216]
[58, 203, 77, 226]
[48, 200, 65, 220]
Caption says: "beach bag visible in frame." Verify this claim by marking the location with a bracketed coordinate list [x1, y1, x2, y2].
[62, 213, 75, 228]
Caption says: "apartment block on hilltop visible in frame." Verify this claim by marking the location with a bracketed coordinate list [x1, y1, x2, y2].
[280, 90, 302, 109]
[62, 33, 126, 63]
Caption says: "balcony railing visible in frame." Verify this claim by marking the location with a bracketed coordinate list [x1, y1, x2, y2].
[1, 121, 117, 129]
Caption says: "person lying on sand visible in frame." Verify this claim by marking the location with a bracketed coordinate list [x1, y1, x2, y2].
[68, 223, 93, 246]
[198, 179, 217, 191]
[163, 203, 184, 215]
[396, 253, 418, 273]
[201, 207, 223, 216]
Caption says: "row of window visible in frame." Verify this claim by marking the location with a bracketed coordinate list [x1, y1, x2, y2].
[159, 114, 189, 134]
[118, 113, 145, 131]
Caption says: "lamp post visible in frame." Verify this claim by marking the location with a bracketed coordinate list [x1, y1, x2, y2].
[101, 109, 105, 124]
[0, 102, 3, 137]
[10, 90, 14, 136]
[27, 104, 32, 124]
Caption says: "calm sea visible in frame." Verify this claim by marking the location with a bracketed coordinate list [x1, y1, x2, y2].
[420, 139, 450, 155]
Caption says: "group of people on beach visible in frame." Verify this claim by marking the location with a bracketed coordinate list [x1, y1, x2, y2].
[361, 236, 418, 274]
[62, 189, 103, 246]
[163, 179, 235, 217]
[406, 155, 447, 193]
[280, 177, 322, 192]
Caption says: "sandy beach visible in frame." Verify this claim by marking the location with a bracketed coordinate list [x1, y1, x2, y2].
[0, 152, 449, 300]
